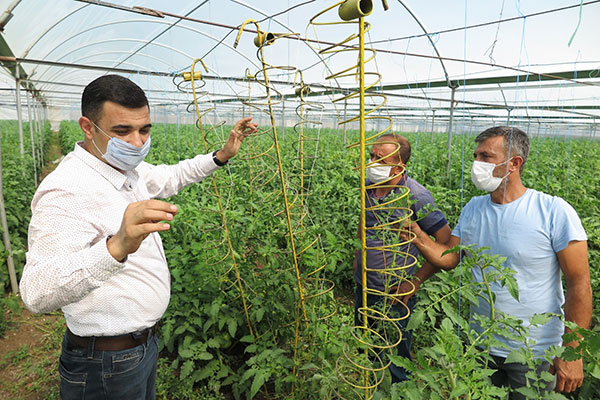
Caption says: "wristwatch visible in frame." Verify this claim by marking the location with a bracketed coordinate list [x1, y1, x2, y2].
[212, 150, 228, 166]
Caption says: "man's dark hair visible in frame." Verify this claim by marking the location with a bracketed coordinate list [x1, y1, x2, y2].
[475, 126, 529, 173]
[378, 134, 411, 164]
[81, 75, 148, 122]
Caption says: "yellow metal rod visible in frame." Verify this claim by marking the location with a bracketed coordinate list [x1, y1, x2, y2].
[358, 15, 370, 400]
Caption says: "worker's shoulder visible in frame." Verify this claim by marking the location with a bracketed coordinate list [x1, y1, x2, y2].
[34, 151, 101, 205]
[524, 189, 574, 212]
[405, 176, 434, 197]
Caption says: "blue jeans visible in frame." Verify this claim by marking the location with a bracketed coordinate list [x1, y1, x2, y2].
[354, 285, 417, 383]
[489, 353, 556, 400]
[59, 332, 158, 400]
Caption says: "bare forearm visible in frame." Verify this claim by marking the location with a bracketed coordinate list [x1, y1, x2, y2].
[414, 262, 439, 284]
[412, 230, 459, 270]
[558, 241, 592, 343]
[563, 280, 593, 339]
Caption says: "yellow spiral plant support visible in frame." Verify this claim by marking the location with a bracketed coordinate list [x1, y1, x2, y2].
[173, 60, 254, 338]
[309, 1, 418, 398]
[234, 20, 335, 395]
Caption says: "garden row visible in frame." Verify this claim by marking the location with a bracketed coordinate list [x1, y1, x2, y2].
[56, 121, 599, 399]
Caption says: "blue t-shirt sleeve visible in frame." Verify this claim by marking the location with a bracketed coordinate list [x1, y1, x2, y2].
[550, 197, 587, 253]
[412, 188, 448, 236]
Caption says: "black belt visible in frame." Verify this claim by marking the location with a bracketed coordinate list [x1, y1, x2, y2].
[66, 323, 159, 352]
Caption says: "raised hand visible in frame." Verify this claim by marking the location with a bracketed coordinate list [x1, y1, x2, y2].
[107, 199, 178, 261]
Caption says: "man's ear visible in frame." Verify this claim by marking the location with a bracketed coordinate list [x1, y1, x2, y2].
[510, 156, 523, 172]
[391, 162, 405, 177]
[79, 116, 94, 140]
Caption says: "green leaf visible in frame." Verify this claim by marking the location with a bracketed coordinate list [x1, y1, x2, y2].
[440, 317, 454, 332]
[440, 302, 458, 325]
[449, 381, 469, 398]
[514, 386, 538, 398]
[162, 325, 171, 347]
[240, 367, 256, 383]
[540, 370, 554, 383]
[590, 362, 600, 379]
[180, 360, 194, 379]
[407, 308, 425, 330]
[193, 359, 219, 382]
[505, 349, 528, 364]
[502, 274, 519, 302]
[174, 324, 187, 335]
[197, 351, 214, 361]
[240, 335, 255, 343]
[529, 313, 557, 326]
[178, 348, 194, 359]
[256, 308, 265, 323]
[228, 319, 237, 337]
[250, 371, 268, 399]
[389, 355, 413, 372]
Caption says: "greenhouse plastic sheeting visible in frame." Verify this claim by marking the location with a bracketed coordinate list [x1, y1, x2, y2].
[0, 0, 598, 127]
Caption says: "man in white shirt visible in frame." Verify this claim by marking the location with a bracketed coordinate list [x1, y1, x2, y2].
[19, 75, 258, 400]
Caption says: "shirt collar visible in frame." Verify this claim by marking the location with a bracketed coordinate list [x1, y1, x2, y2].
[366, 173, 409, 198]
[73, 142, 139, 190]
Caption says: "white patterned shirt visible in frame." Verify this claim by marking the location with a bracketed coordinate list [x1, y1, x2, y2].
[20, 142, 219, 336]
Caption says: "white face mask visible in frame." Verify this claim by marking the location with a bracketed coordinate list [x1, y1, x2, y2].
[91, 122, 151, 171]
[366, 163, 393, 184]
[471, 159, 510, 192]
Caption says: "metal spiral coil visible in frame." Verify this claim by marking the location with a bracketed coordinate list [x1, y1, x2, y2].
[234, 19, 335, 395]
[173, 59, 254, 338]
[308, 1, 417, 398]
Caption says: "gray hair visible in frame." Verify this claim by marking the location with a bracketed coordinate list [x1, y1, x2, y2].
[475, 126, 529, 172]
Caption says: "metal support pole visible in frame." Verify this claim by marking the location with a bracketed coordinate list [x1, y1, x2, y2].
[506, 107, 513, 126]
[343, 100, 348, 148]
[15, 66, 25, 156]
[445, 85, 457, 178]
[34, 100, 42, 166]
[281, 98, 285, 142]
[469, 116, 474, 136]
[26, 91, 38, 186]
[430, 109, 436, 142]
[38, 102, 45, 165]
[0, 128, 19, 294]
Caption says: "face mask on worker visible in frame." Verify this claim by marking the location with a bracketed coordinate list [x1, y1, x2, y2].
[470, 159, 511, 192]
[91, 121, 151, 171]
[366, 163, 393, 184]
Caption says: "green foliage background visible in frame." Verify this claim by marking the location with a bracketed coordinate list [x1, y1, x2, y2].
[6, 119, 598, 399]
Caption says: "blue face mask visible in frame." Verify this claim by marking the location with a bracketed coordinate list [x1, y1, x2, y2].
[91, 122, 151, 171]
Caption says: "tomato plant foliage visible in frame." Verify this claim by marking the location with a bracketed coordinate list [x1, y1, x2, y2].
[54, 121, 600, 399]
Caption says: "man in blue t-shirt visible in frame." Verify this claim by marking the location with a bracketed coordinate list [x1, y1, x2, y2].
[408, 126, 592, 398]
[353, 134, 451, 383]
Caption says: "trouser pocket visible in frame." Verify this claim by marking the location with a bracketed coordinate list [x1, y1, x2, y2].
[59, 355, 87, 400]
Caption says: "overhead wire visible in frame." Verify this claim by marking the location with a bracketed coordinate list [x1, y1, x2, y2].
[366, 0, 600, 46]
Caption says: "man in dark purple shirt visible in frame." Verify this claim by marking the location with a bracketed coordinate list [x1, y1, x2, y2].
[353, 134, 451, 383]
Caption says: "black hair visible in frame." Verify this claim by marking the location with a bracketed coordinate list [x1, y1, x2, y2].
[81, 75, 148, 122]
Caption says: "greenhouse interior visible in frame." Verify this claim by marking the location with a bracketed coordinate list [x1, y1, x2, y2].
[0, 0, 599, 399]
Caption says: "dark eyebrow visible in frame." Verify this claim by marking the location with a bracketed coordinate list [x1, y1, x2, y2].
[110, 124, 152, 130]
